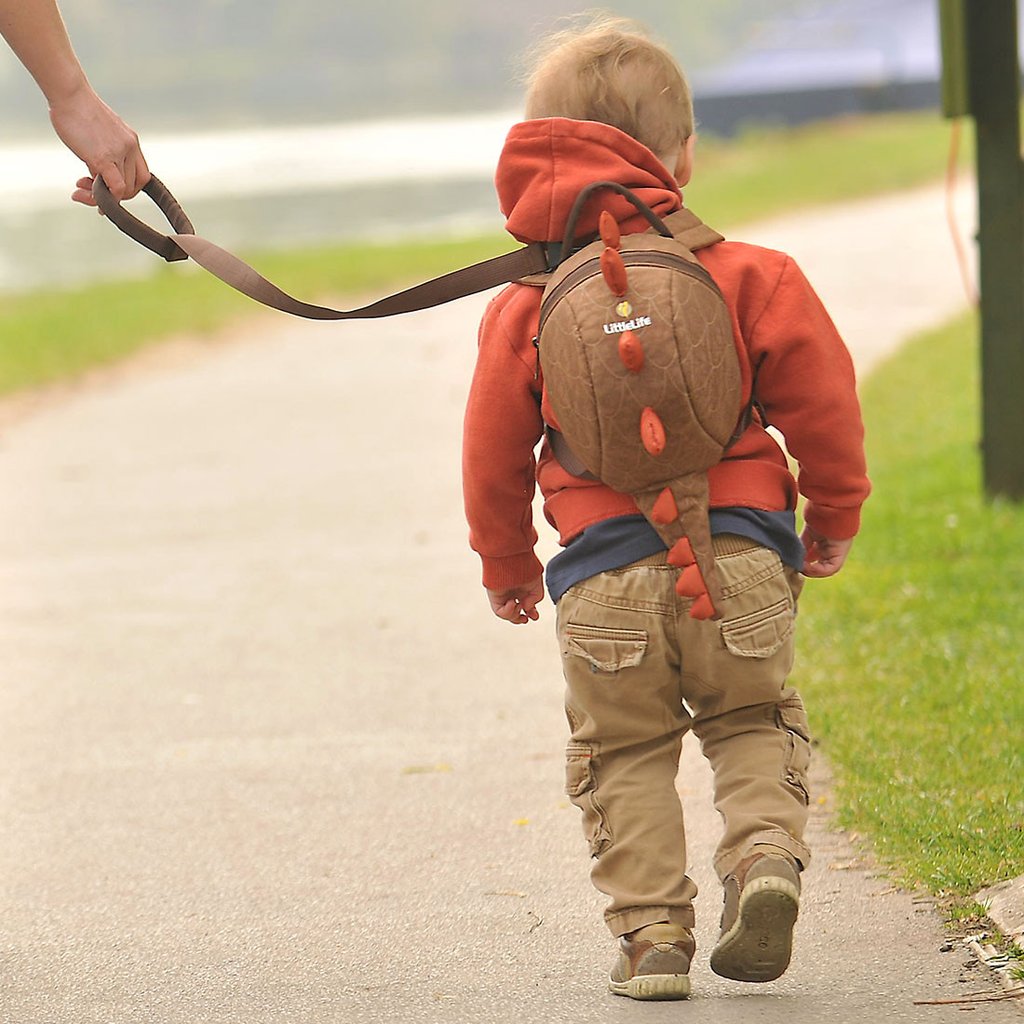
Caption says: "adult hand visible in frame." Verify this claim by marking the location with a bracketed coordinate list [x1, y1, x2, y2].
[49, 85, 150, 204]
[487, 578, 545, 624]
[800, 527, 854, 578]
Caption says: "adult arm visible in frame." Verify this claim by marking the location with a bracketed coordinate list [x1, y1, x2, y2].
[0, 0, 149, 202]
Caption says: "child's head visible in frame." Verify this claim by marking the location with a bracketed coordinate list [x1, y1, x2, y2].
[523, 15, 694, 172]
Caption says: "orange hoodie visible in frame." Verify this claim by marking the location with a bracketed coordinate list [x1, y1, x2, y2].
[463, 118, 870, 592]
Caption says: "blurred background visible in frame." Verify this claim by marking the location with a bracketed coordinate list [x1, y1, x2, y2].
[0, 0, 967, 292]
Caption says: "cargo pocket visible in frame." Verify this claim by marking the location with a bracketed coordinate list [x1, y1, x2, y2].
[565, 740, 613, 857]
[562, 624, 647, 674]
[776, 695, 812, 805]
[719, 597, 794, 660]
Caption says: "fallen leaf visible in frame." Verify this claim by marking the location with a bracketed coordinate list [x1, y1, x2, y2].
[401, 763, 453, 775]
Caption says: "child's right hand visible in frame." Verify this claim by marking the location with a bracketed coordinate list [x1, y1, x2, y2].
[487, 578, 544, 624]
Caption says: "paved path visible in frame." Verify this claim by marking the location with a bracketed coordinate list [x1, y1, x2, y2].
[4, 179, 1018, 1023]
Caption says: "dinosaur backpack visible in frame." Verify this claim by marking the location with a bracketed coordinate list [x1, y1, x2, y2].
[536, 182, 748, 621]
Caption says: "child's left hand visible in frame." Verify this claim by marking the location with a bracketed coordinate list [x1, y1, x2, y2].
[487, 578, 544, 624]
[800, 527, 854, 578]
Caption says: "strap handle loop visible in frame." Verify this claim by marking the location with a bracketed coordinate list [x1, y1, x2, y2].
[93, 176, 196, 263]
[559, 181, 673, 263]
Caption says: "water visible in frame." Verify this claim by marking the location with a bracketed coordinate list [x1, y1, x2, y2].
[0, 110, 519, 294]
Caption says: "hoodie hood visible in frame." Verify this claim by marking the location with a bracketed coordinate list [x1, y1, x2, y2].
[496, 117, 683, 245]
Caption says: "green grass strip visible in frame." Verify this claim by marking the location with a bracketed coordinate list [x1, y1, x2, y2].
[690, 110, 969, 227]
[0, 110, 967, 398]
[796, 312, 1024, 899]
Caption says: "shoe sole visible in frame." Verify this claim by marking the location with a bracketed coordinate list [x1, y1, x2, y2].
[609, 973, 691, 1000]
[709, 875, 800, 983]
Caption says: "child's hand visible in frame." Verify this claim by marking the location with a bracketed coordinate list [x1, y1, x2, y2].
[800, 527, 854, 578]
[487, 578, 544, 624]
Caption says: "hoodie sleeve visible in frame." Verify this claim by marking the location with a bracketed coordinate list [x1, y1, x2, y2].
[463, 287, 546, 590]
[747, 256, 871, 539]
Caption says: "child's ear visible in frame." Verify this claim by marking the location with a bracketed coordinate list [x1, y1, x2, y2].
[674, 134, 697, 187]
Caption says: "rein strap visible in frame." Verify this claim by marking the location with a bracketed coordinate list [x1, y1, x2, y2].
[93, 176, 549, 320]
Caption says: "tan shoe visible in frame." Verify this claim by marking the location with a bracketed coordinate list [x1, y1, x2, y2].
[710, 852, 801, 983]
[609, 922, 695, 1000]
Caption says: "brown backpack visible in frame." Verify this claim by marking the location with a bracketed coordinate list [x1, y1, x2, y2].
[537, 182, 747, 620]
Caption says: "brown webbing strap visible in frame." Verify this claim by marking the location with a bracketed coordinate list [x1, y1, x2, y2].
[94, 177, 549, 320]
[546, 426, 596, 480]
[661, 207, 726, 251]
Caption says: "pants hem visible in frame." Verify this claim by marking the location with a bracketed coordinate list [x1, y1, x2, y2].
[605, 904, 696, 938]
[714, 830, 811, 880]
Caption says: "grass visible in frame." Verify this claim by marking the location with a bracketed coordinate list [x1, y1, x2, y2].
[0, 108, 968, 397]
[795, 311, 1024, 906]
[689, 110, 971, 228]
[0, 235, 508, 396]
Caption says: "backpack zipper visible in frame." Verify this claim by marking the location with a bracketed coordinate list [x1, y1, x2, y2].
[538, 250, 722, 331]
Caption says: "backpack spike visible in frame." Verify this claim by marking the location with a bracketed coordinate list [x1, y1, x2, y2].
[618, 330, 644, 373]
[667, 537, 695, 567]
[650, 486, 677, 525]
[689, 593, 717, 621]
[599, 210, 621, 250]
[675, 563, 707, 599]
[600, 247, 628, 297]
[640, 407, 666, 456]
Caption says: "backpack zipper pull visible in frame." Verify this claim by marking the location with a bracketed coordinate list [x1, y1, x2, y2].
[532, 335, 540, 380]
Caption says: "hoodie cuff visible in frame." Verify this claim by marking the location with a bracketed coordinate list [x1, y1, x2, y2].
[803, 502, 862, 541]
[481, 552, 545, 592]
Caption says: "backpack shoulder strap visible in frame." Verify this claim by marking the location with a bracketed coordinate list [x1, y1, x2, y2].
[516, 270, 554, 288]
[662, 208, 756, 444]
[660, 208, 725, 252]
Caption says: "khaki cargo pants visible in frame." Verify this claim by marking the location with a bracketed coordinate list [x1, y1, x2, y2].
[555, 535, 812, 938]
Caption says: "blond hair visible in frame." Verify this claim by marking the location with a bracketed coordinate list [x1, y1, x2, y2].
[523, 14, 693, 164]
